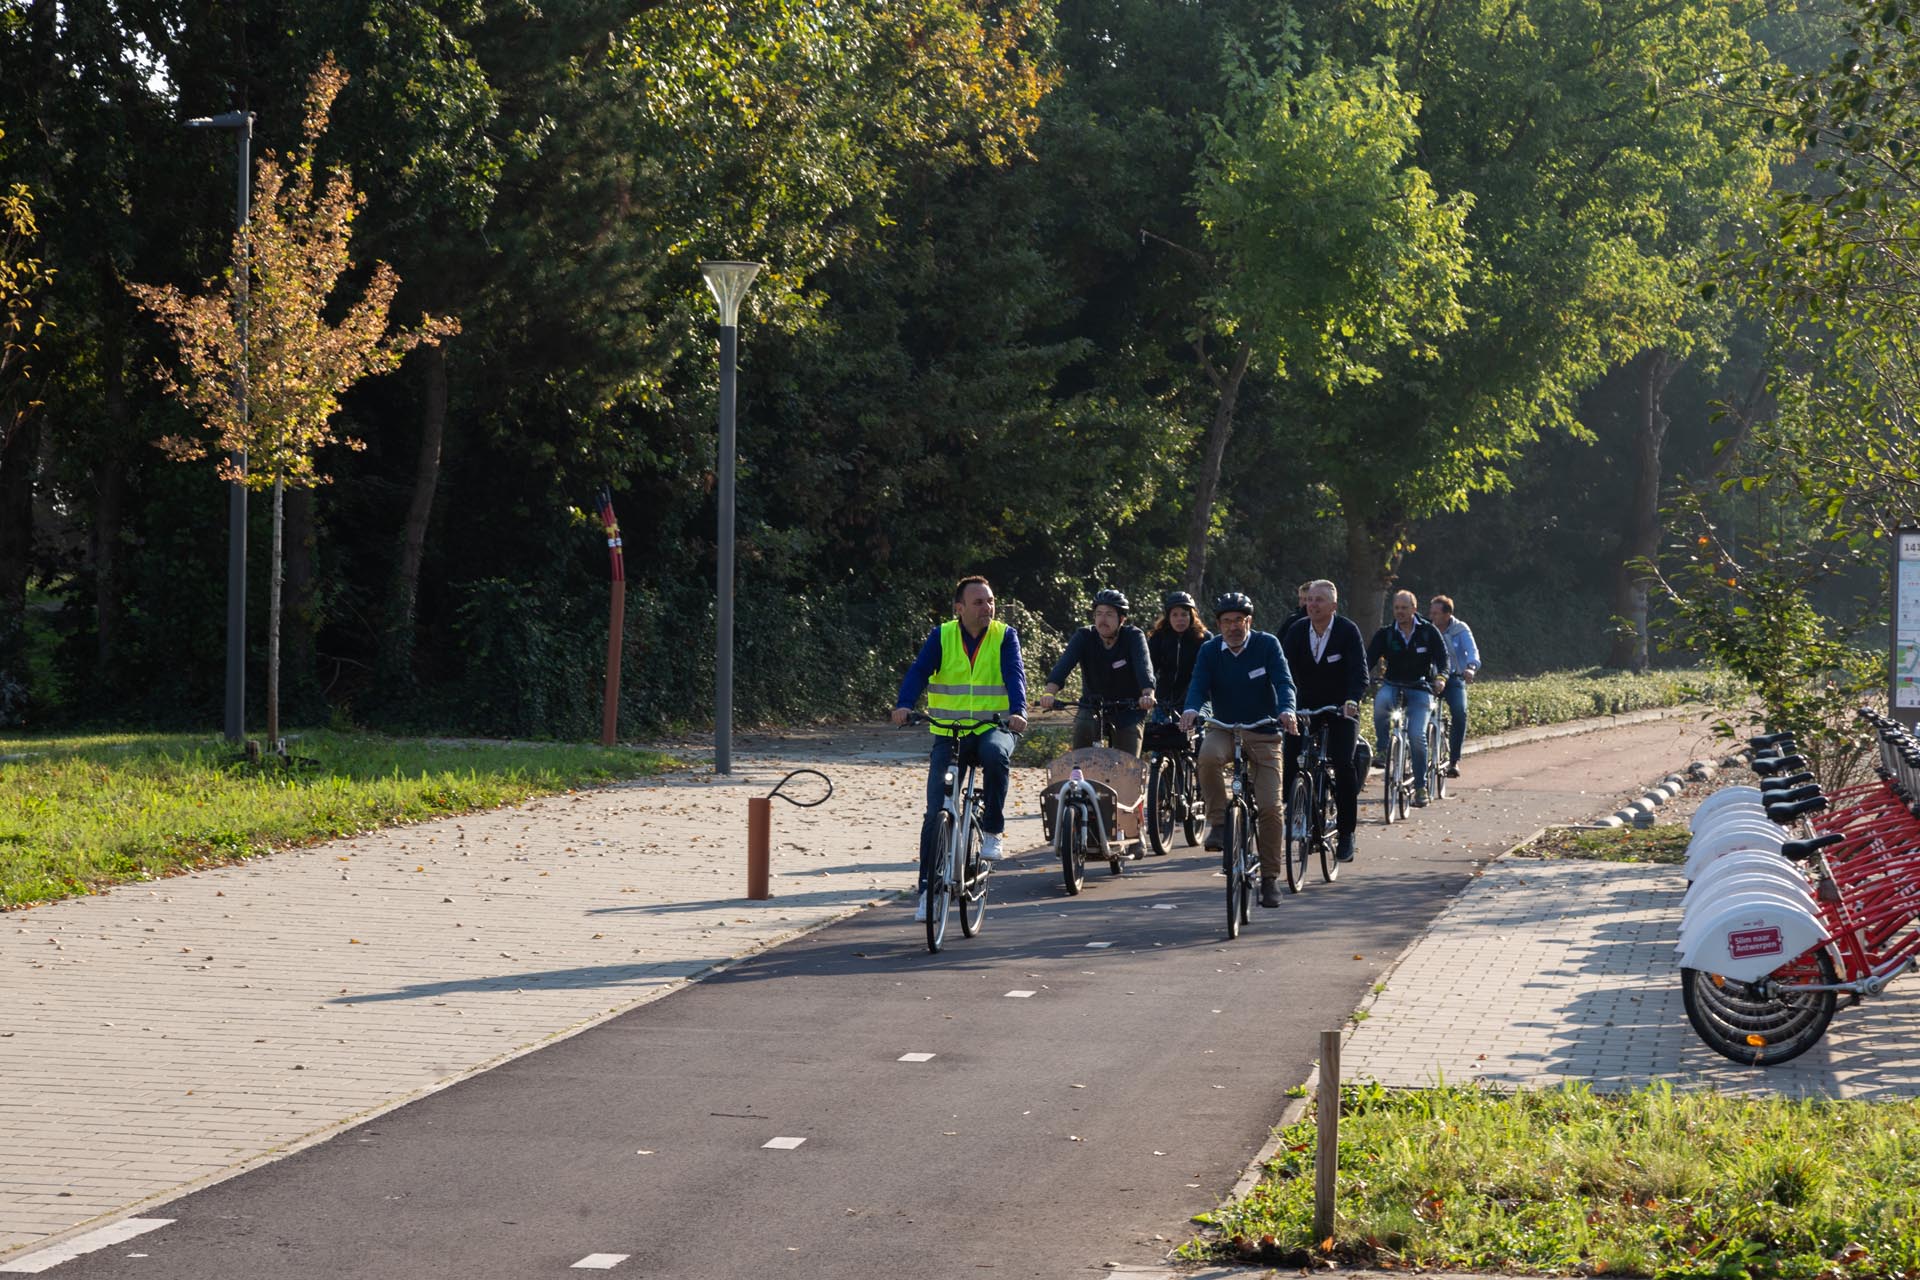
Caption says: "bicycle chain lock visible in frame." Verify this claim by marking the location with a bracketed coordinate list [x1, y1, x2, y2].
[747, 768, 835, 899]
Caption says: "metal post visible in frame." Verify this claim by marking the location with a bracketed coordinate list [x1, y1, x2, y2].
[747, 795, 771, 899]
[716, 322, 738, 774]
[1314, 1029, 1341, 1244]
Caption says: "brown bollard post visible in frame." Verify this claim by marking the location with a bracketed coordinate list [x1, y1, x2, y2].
[747, 796, 772, 900]
[1313, 1028, 1341, 1244]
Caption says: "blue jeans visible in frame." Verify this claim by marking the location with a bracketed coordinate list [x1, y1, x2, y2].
[1441, 677, 1468, 764]
[1373, 683, 1434, 787]
[918, 728, 1013, 892]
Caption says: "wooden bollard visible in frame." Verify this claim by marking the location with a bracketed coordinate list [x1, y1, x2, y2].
[747, 796, 771, 900]
[1313, 1028, 1341, 1243]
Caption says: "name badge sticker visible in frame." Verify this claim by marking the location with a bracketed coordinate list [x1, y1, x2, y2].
[1326, 653, 1341, 662]
[1248, 667, 1266, 679]
[1111, 658, 1127, 668]
[1415, 646, 1427, 653]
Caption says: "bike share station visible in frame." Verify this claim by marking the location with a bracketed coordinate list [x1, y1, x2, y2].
[1671, 528, 1920, 1064]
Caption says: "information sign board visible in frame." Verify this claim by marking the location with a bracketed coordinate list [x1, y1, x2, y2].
[1895, 529, 1920, 722]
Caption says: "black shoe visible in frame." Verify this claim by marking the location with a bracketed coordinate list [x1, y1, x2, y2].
[1204, 826, 1225, 852]
[1413, 787, 1430, 808]
[1336, 832, 1355, 862]
[1259, 877, 1281, 908]
[1445, 764, 1460, 778]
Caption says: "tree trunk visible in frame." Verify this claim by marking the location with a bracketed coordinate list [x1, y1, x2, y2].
[380, 342, 450, 689]
[1606, 348, 1677, 671]
[1339, 487, 1407, 635]
[285, 486, 316, 712]
[0, 412, 37, 718]
[1182, 339, 1252, 596]
[267, 475, 283, 748]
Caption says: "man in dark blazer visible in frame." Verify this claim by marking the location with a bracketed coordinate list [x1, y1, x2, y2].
[1280, 579, 1368, 861]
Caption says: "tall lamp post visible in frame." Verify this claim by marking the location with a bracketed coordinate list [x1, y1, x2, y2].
[699, 259, 762, 775]
[186, 110, 254, 745]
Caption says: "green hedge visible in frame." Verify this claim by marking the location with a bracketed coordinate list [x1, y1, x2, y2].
[1464, 667, 1743, 736]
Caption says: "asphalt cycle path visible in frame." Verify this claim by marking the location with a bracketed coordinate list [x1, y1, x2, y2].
[27, 715, 1717, 1280]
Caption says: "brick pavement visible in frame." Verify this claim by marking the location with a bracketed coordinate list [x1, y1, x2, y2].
[1341, 843, 1920, 1097]
[0, 732, 1042, 1258]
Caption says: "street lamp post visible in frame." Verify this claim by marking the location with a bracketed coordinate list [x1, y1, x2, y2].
[699, 260, 762, 775]
[186, 110, 254, 745]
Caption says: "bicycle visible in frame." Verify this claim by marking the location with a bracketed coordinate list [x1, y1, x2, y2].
[1144, 718, 1204, 856]
[904, 711, 1012, 953]
[1205, 717, 1284, 939]
[1044, 697, 1150, 891]
[1285, 706, 1348, 892]
[1377, 687, 1413, 824]
[1426, 681, 1452, 801]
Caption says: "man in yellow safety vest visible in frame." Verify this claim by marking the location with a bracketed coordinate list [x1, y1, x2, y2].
[892, 575, 1030, 921]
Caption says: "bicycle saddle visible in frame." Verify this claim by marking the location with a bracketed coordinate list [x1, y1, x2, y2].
[1748, 731, 1796, 751]
[1759, 772, 1816, 792]
[1752, 753, 1807, 776]
[1766, 796, 1827, 822]
[1779, 832, 1842, 861]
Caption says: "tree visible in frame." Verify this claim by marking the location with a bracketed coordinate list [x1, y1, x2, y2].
[129, 59, 455, 750]
[0, 127, 53, 725]
[1187, 50, 1472, 592]
[1300, 0, 1779, 629]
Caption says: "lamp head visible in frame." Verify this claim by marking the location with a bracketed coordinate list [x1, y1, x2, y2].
[698, 260, 763, 328]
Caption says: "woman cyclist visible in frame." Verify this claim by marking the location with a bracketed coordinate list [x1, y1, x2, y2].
[1148, 591, 1208, 721]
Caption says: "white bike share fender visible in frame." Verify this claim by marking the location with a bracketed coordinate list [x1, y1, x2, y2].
[1676, 900, 1828, 984]
[1690, 786, 1764, 830]
[1682, 853, 1810, 912]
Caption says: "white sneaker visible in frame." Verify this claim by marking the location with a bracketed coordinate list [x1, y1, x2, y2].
[913, 890, 928, 922]
[981, 832, 1007, 862]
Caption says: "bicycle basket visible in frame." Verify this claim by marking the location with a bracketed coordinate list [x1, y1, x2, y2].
[1142, 720, 1192, 756]
[1040, 778, 1120, 845]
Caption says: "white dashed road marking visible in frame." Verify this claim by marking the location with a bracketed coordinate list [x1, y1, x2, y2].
[0, 1219, 175, 1274]
[898, 1052, 936, 1062]
[1085, 941, 1113, 949]
[1004, 990, 1036, 998]
[762, 1136, 807, 1150]
[570, 1254, 630, 1270]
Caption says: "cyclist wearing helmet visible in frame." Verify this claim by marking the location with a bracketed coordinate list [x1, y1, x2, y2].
[1148, 591, 1209, 721]
[1039, 588, 1156, 755]
[1180, 592, 1298, 907]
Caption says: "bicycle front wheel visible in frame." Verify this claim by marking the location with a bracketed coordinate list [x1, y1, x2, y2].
[1316, 773, 1340, 883]
[1146, 756, 1173, 856]
[1057, 806, 1084, 896]
[1434, 716, 1452, 799]
[1285, 774, 1312, 894]
[1181, 759, 1203, 846]
[958, 818, 987, 938]
[1382, 735, 1401, 825]
[926, 814, 954, 952]
[1223, 806, 1243, 939]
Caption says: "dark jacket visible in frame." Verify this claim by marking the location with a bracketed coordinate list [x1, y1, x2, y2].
[1047, 624, 1155, 704]
[1148, 627, 1206, 712]
[1184, 631, 1295, 724]
[1367, 618, 1450, 686]
[1281, 614, 1368, 710]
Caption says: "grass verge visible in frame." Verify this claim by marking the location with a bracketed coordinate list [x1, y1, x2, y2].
[0, 730, 682, 908]
[1525, 822, 1689, 864]
[1187, 1081, 1920, 1279]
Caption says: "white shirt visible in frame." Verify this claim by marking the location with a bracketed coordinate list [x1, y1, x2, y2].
[1309, 620, 1332, 663]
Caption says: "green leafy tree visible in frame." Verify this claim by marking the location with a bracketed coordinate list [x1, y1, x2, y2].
[0, 125, 53, 724]
[130, 60, 455, 750]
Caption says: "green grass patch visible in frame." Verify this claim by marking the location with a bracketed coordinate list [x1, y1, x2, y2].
[1526, 822, 1690, 864]
[1188, 1082, 1920, 1278]
[1466, 667, 1743, 737]
[0, 730, 682, 908]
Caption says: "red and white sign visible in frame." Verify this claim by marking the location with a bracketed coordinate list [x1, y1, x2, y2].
[1727, 926, 1785, 959]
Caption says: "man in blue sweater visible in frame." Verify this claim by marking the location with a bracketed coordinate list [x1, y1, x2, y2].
[1180, 592, 1297, 907]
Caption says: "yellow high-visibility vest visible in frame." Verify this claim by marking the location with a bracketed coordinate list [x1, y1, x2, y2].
[925, 619, 1010, 736]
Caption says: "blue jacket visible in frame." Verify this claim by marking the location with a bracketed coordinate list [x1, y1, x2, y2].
[895, 623, 1028, 716]
[1184, 631, 1295, 725]
[1437, 617, 1481, 675]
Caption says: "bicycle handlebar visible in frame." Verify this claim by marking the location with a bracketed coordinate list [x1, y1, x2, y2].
[1044, 696, 1149, 710]
[1203, 717, 1286, 733]
[902, 711, 1019, 735]
[1295, 704, 1350, 717]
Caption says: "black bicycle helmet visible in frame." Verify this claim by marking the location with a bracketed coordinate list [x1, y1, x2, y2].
[1092, 588, 1130, 615]
[1163, 591, 1197, 611]
[1212, 591, 1254, 616]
